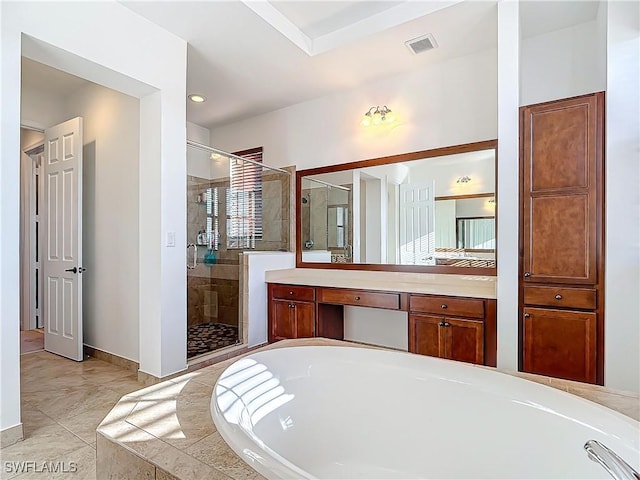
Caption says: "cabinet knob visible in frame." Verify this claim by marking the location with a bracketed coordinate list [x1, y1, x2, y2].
[555, 294, 562, 300]
[441, 304, 448, 309]
[524, 313, 530, 318]
[524, 272, 531, 278]
[443, 322, 450, 327]
[438, 321, 445, 327]
[354, 296, 360, 301]
[289, 291, 294, 295]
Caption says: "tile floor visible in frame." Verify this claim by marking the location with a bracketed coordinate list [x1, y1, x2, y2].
[1, 351, 143, 480]
[19, 330, 44, 355]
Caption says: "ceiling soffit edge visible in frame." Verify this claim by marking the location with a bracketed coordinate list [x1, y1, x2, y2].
[241, 0, 463, 57]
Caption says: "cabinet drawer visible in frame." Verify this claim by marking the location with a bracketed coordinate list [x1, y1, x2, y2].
[524, 286, 596, 310]
[318, 288, 400, 310]
[271, 284, 315, 302]
[410, 295, 485, 319]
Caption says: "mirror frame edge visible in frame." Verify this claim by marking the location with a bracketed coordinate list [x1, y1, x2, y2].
[295, 139, 498, 276]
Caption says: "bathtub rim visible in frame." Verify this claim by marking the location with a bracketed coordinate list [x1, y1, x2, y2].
[210, 345, 639, 479]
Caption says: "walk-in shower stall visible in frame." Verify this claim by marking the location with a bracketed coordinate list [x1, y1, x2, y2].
[186, 141, 290, 359]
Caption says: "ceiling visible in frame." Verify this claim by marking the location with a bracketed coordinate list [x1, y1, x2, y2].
[22, 57, 91, 97]
[21, 1, 601, 131]
[121, 0, 497, 128]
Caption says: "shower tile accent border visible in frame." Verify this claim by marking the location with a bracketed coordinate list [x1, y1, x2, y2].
[97, 338, 639, 480]
[84, 345, 139, 373]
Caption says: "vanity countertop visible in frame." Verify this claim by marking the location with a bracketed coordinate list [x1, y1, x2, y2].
[265, 268, 497, 299]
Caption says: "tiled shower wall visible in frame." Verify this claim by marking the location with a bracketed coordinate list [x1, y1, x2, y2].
[186, 171, 290, 329]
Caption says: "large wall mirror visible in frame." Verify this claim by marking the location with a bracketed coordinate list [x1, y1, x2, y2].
[296, 140, 497, 275]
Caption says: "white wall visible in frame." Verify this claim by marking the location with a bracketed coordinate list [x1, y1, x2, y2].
[520, 20, 607, 105]
[66, 83, 141, 362]
[210, 48, 498, 170]
[407, 155, 495, 197]
[604, 0, 640, 393]
[1, 1, 186, 433]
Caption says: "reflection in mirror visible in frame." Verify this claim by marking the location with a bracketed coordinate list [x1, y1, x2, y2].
[299, 143, 496, 271]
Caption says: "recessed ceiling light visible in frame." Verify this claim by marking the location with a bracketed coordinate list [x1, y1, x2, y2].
[188, 94, 206, 103]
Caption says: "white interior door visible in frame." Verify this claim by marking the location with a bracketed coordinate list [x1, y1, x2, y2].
[399, 182, 435, 265]
[43, 117, 84, 361]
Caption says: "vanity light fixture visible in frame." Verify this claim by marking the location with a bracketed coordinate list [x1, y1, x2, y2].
[360, 106, 395, 126]
[188, 94, 206, 103]
[456, 176, 472, 184]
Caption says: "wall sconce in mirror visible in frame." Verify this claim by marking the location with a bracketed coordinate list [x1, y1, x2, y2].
[456, 175, 472, 183]
[360, 105, 395, 127]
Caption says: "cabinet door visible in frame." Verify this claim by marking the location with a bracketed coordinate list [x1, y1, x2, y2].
[523, 307, 597, 383]
[271, 299, 295, 341]
[271, 300, 315, 340]
[408, 314, 443, 357]
[292, 301, 315, 338]
[521, 93, 602, 285]
[443, 317, 484, 365]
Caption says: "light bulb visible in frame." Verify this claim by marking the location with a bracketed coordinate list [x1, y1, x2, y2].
[360, 115, 372, 127]
[372, 112, 382, 125]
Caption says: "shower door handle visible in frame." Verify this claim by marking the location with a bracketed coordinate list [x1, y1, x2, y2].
[187, 243, 197, 269]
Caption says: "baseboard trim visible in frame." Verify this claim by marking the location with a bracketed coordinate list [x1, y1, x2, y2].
[83, 345, 139, 373]
[1, 423, 24, 448]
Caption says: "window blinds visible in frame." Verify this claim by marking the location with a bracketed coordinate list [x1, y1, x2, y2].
[227, 147, 263, 249]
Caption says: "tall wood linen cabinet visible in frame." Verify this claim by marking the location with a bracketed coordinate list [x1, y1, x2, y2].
[519, 92, 605, 385]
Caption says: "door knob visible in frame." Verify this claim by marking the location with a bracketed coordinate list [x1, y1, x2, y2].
[65, 267, 77, 274]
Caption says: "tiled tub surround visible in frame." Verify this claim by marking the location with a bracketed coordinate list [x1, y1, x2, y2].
[97, 338, 639, 480]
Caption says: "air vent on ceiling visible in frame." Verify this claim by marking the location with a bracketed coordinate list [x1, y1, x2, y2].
[405, 33, 438, 55]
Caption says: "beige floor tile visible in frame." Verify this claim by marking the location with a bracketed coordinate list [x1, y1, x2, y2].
[58, 401, 120, 444]
[0, 424, 87, 480]
[100, 374, 145, 395]
[10, 445, 96, 480]
[19, 403, 56, 438]
[24, 386, 123, 422]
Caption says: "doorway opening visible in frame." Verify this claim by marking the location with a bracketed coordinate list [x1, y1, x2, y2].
[20, 140, 45, 355]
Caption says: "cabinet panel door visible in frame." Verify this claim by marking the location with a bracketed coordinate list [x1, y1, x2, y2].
[522, 93, 601, 285]
[523, 307, 597, 383]
[408, 314, 442, 357]
[271, 299, 295, 340]
[526, 193, 594, 283]
[444, 317, 484, 365]
[293, 302, 315, 338]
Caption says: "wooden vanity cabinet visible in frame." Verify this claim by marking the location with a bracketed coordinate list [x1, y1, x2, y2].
[267, 283, 497, 367]
[408, 295, 494, 366]
[409, 314, 484, 365]
[519, 92, 604, 384]
[523, 307, 596, 383]
[268, 284, 315, 342]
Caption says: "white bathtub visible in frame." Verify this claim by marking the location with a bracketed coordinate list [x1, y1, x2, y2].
[211, 346, 639, 479]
